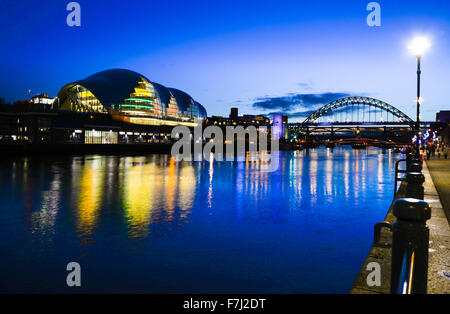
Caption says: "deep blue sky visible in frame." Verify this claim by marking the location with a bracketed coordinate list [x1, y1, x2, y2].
[0, 0, 449, 121]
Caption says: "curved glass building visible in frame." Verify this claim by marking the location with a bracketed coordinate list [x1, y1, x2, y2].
[55, 69, 207, 126]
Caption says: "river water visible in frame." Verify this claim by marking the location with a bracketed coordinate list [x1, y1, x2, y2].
[0, 147, 402, 293]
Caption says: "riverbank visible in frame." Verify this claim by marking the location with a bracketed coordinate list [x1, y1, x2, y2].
[350, 159, 450, 294]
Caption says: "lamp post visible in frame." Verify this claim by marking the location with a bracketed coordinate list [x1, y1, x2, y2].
[408, 37, 431, 155]
[415, 55, 421, 133]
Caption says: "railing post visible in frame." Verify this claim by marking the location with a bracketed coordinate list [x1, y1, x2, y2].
[406, 153, 413, 171]
[410, 157, 422, 171]
[390, 198, 431, 294]
[394, 159, 406, 197]
[405, 172, 425, 200]
[374, 221, 392, 247]
[409, 162, 422, 173]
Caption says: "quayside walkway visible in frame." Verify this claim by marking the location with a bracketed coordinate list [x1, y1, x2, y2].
[426, 157, 450, 225]
[350, 158, 450, 294]
[422, 160, 450, 293]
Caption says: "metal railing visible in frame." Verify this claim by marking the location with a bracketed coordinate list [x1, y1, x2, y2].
[394, 159, 407, 197]
[390, 198, 431, 294]
[373, 152, 431, 294]
[395, 246, 415, 294]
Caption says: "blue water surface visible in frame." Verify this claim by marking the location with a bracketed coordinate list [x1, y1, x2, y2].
[0, 147, 402, 293]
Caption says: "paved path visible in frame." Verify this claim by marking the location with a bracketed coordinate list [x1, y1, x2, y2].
[426, 157, 450, 224]
[423, 160, 450, 293]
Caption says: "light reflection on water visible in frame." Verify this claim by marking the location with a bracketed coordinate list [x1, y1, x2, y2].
[0, 147, 402, 293]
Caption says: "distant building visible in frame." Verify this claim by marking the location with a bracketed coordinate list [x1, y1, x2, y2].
[32, 94, 55, 110]
[206, 108, 270, 127]
[272, 114, 283, 141]
[240, 114, 270, 126]
[435, 110, 450, 144]
[282, 115, 289, 139]
[230, 108, 238, 120]
[436, 111, 450, 124]
[272, 114, 288, 140]
[206, 115, 237, 126]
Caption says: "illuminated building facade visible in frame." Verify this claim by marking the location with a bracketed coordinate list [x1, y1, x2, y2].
[55, 69, 207, 127]
[206, 108, 271, 127]
[272, 114, 288, 140]
[32, 94, 55, 109]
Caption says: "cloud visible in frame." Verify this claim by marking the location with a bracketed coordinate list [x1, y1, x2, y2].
[265, 110, 317, 118]
[252, 92, 352, 112]
[297, 82, 313, 91]
[288, 110, 318, 118]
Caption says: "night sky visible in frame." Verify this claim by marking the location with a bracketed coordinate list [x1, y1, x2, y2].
[0, 0, 449, 121]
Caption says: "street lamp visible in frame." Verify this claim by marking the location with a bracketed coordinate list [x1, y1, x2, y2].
[408, 37, 430, 155]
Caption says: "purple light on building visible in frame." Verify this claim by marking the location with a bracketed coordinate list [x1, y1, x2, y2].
[272, 114, 284, 141]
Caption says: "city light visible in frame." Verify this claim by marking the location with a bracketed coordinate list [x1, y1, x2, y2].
[408, 37, 431, 56]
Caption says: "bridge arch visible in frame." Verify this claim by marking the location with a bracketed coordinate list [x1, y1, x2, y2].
[302, 96, 414, 125]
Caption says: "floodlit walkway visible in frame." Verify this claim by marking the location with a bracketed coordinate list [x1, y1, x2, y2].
[423, 159, 450, 293]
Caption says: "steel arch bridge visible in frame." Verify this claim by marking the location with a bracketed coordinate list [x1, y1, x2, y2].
[302, 96, 414, 125]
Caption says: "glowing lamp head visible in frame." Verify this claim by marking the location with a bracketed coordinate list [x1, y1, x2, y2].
[408, 37, 431, 56]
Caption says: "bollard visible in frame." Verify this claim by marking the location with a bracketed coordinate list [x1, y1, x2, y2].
[374, 221, 392, 247]
[409, 162, 422, 173]
[410, 157, 422, 170]
[406, 152, 413, 170]
[405, 172, 425, 200]
[390, 198, 431, 294]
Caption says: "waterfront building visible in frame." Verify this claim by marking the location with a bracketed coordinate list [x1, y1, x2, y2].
[31, 94, 55, 110]
[0, 69, 208, 150]
[272, 114, 288, 141]
[54, 69, 207, 127]
[229, 107, 238, 120]
[206, 108, 270, 127]
[435, 110, 450, 144]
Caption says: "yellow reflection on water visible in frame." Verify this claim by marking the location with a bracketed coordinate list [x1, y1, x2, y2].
[164, 157, 177, 219]
[77, 160, 104, 244]
[120, 156, 196, 239]
[178, 166, 195, 218]
[123, 158, 154, 238]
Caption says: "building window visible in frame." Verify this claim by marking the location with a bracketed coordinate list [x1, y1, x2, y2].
[85, 130, 118, 144]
